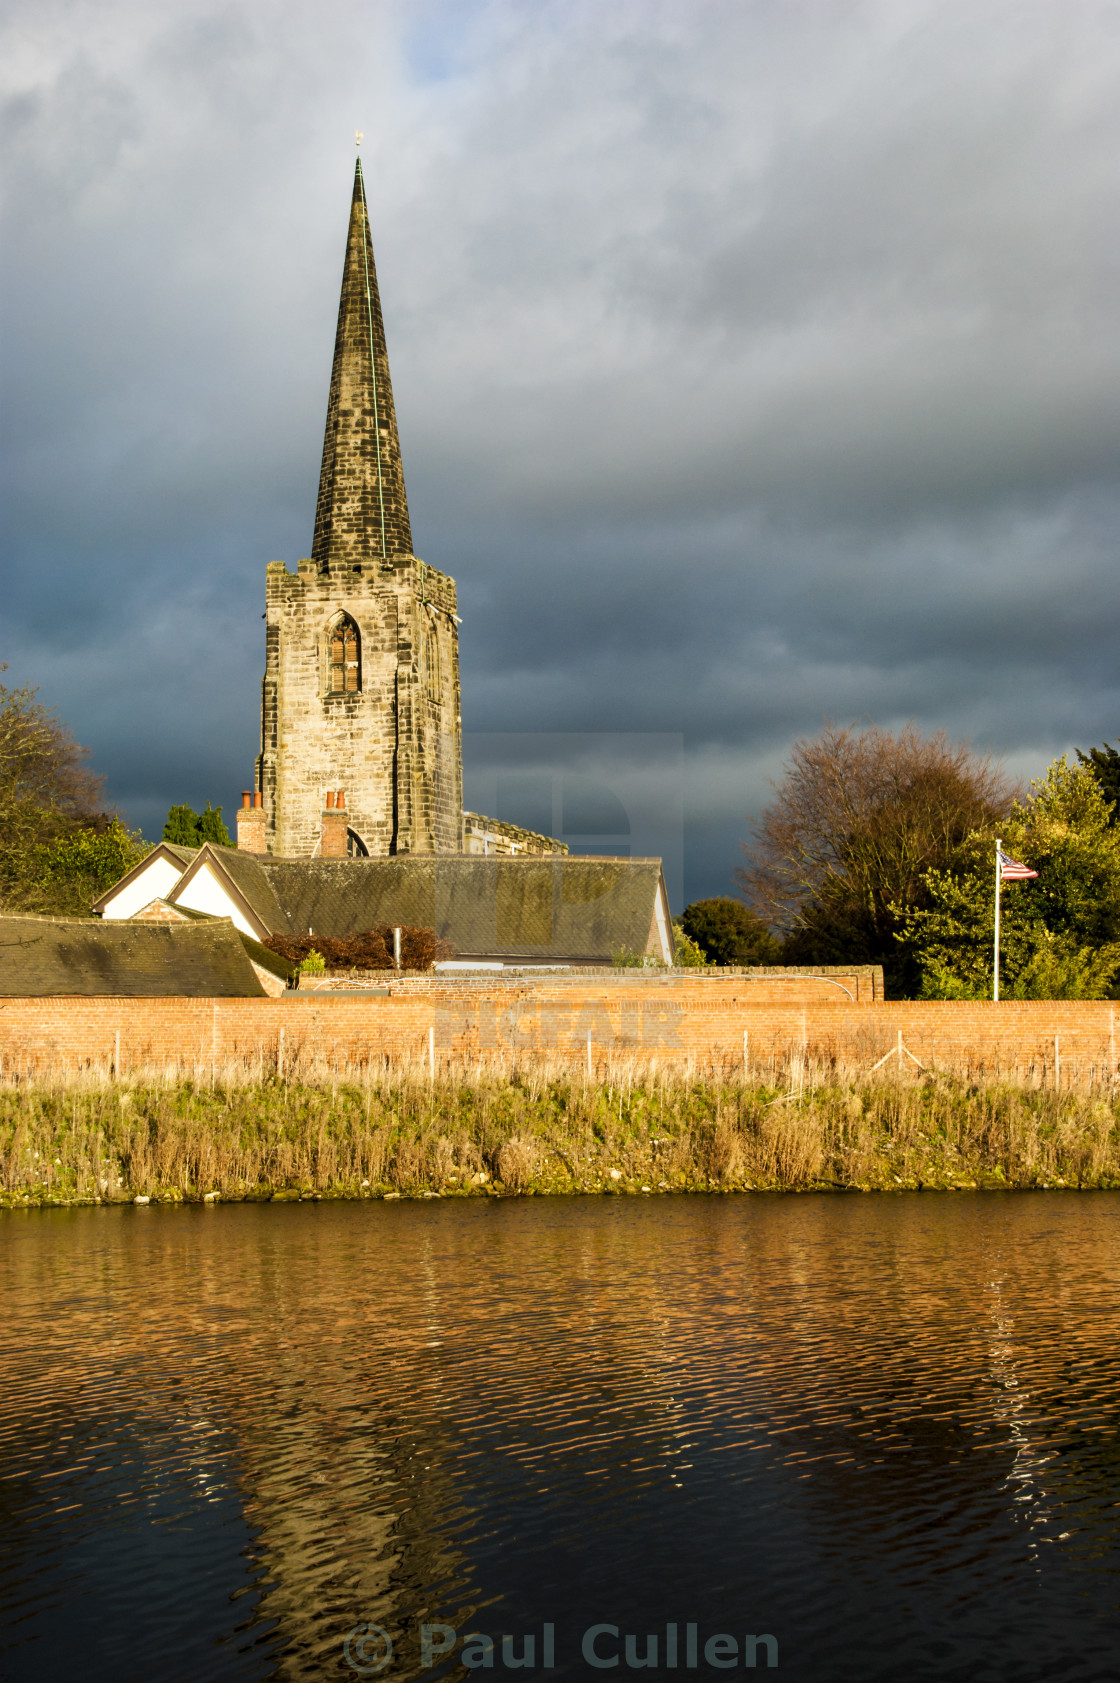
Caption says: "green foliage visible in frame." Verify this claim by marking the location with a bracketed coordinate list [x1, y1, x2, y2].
[0, 669, 143, 916]
[671, 922, 710, 967]
[163, 805, 201, 846]
[681, 897, 778, 965]
[197, 803, 231, 845]
[300, 950, 327, 973]
[611, 948, 667, 969]
[26, 819, 151, 919]
[163, 802, 231, 847]
[903, 757, 1120, 999]
[1077, 740, 1120, 826]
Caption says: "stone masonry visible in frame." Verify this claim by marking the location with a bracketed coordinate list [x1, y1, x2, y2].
[255, 159, 463, 856]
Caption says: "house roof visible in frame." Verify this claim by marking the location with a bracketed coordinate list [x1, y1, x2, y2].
[0, 916, 270, 997]
[170, 848, 669, 961]
[90, 842, 198, 915]
[172, 844, 291, 935]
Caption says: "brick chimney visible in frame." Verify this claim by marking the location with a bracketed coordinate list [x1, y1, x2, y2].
[321, 790, 348, 858]
[237, 791, 266, 854]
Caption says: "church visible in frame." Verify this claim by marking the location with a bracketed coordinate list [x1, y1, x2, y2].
[96, 160, 674, 967]
[249, 156, 466, 861]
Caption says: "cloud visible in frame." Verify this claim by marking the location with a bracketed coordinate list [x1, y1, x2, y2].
[3, 0, 1120, 904]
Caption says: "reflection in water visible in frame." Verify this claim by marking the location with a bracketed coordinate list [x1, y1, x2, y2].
[2, 1195, 1120, 1681]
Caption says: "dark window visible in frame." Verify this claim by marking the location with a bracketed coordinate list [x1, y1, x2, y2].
[328, 617, 360, 693]
[347, 828, 369, 858]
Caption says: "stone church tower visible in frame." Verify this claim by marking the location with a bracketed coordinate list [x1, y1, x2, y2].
[251, 159, 462, 857]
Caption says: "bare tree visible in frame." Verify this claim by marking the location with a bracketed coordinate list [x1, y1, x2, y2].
[736, 722, 1015, 983]
[0, 668, 106, 847]
[0, 668, 128, 914]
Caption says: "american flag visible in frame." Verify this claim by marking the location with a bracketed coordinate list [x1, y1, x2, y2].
[998, 848, 1038, 881]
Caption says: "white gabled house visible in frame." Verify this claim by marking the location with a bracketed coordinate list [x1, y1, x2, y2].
[94, 844, 675, 966]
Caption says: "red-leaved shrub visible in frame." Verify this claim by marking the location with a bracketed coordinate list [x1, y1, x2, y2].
[262, 926, 455, 972]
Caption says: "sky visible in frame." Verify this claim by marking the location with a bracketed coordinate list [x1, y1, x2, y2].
[4, 0, 1120, 910]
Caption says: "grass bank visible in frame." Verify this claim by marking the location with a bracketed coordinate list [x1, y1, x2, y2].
[3, 1055, 1120, 1205]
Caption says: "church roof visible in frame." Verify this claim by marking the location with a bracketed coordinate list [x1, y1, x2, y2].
[311, 157, 413, 568]
[168, 848, 670, 962]
[0, 916, 270, 996]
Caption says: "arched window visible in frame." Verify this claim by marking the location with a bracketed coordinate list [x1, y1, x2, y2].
[347, 828, 369, 857]
[328, 615, 360, 694]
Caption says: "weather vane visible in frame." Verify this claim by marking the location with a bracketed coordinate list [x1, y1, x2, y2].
[355, 130, 364, 149]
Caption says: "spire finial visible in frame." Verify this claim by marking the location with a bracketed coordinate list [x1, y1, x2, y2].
[355, 130, 364, 149]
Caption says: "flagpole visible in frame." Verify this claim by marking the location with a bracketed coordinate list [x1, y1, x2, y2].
[993, 838, 1001, 1003]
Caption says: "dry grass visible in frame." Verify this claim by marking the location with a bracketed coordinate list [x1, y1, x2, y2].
[3, 1048, 1120, 1204]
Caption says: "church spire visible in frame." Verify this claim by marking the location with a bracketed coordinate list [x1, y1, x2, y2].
[311, 158, 413, 567]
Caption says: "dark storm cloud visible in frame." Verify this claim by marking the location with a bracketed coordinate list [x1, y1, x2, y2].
[3, 0, 1120, 903]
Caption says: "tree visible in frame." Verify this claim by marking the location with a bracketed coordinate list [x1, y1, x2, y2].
[0, 669, 148, 915]
[29, 819, 150, 919]
[197, 803, 231, 845]
[1076, 741, 1120, 825]
[903, 757, 1120, 999]
[672, 922, 710, 967]
[162, 802, 231, 847]
[737, 722, 1013, 993]
[680, 898, 778, 965]
[163, 805, 201, 846]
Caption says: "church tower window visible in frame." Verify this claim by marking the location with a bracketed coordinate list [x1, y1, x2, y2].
[328, 615, 360, 693]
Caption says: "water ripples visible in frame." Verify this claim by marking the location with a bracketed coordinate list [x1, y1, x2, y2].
[2, 1195, 1120, 1680]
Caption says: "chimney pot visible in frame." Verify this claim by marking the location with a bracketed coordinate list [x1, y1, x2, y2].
[237, 794, 266, 852]
[253, 792, 262, 808]
[337, 789, 346, 809]
[320, 792, 348, 858]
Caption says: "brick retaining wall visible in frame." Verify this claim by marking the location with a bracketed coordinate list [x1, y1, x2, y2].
[1, 979, 1118, 1083]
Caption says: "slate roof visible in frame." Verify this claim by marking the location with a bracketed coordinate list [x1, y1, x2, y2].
[0, 916, 270, 997]
[176, 848, 666, 961]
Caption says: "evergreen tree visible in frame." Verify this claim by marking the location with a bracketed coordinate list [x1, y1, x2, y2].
[196, 802, 231, 846]
[163, 805, 201, 846]
[162, 802, 230, 847]
[680, 897, 779, 965]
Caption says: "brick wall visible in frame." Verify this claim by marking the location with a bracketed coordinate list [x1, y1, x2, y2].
[2, 980, 1118, 1082]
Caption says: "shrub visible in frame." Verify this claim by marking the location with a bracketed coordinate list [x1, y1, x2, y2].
[680, 898, 778, 965]
[672, 923, 710, 967]
[264, 925, 455, 972]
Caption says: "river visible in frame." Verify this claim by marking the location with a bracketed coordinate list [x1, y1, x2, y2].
[2, 1194, 1118, 1681]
